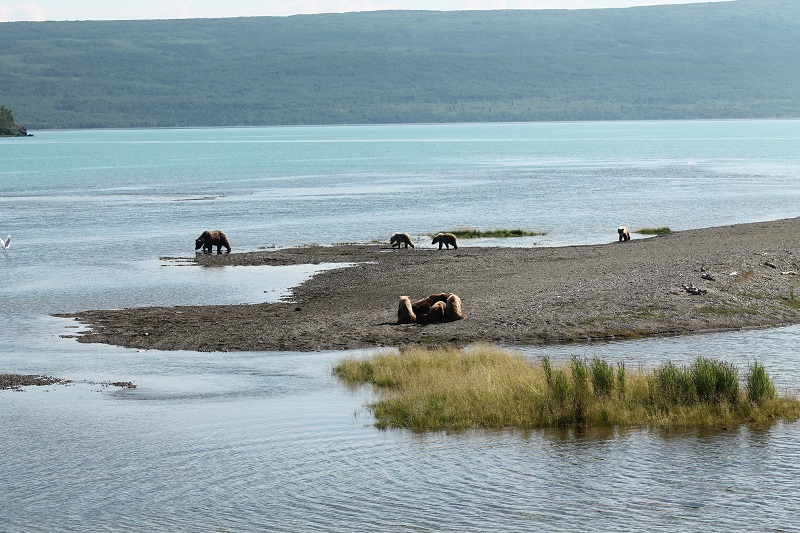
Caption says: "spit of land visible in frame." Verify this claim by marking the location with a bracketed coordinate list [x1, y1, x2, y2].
[59, 218, 800, 352]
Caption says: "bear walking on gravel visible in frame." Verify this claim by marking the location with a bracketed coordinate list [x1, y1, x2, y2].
[195, 230, 231, 254]
[617, 226, 631, 242]
[432, 232, 458, 250]
[390, 232, 415, 249]
[397, 293, 465, 324]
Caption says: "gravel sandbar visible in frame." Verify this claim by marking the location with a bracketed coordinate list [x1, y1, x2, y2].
[58, 218, 800, 352]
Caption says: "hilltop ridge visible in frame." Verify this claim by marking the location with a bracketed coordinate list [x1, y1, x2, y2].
[3, 0, 800, 129]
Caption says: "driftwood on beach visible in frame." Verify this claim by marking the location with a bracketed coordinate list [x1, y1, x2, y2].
[57, 218, 800, 352]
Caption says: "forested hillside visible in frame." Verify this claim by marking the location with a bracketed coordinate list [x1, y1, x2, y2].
[0, 106, 27, 135]
[1, 0, 799, 129]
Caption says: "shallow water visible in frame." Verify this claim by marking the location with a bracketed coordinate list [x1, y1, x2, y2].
[3, 325, 800, 532]
[2, 121, 800, 530]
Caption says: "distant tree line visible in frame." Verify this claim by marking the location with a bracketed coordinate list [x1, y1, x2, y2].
[1, 0, 799, 129]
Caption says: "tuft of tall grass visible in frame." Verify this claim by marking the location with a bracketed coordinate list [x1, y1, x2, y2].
[591, 357, 615, 398]
[746, 361, 776, 404]
[650, 361, 694, 407]
[692, 357, 739, 404]
[616, 362, 627, 398]
[635, 227, 672, 235]
[650, 358, 740, 408]
[438, 228, 547, 239]
[335, 345, 800, 431]
[541, 356, 554, 388]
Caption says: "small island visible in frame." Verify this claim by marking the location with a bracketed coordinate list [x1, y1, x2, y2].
[0, 106, 33, 137]
[335, 345, 800, 431]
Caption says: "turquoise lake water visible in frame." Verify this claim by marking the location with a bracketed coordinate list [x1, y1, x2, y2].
[2, 120, 799, 531]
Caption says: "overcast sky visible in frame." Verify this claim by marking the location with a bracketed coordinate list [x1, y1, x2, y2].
[0, 0, 729, 22]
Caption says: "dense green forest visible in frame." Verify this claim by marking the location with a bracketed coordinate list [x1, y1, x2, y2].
[1, 0, 799, 129]
[0, 106, 29, 135]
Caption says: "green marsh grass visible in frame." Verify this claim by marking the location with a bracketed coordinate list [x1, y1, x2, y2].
[438, 228, 546, 239]
[590, 357, 615, 398]
[634, 227, 672, 235]
[334, 345, 800, 431]
[746, 361, 776, 404]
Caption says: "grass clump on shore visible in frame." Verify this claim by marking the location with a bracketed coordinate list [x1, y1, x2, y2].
[438, 228, 547, 239]
[634, 227, 672, 235]
[334, 345, 799, 431]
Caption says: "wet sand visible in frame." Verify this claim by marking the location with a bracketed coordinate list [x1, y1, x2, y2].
[58, 218, 800, 352]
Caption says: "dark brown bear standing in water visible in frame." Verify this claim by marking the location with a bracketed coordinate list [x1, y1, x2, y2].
[617, 226, 631, 242]
[390, 232, 415, 248]
[432, 233, 458, 249]
[195, 230, 231, 254]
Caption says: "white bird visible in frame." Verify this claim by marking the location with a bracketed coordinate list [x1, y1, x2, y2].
[1, 235, 10, 249]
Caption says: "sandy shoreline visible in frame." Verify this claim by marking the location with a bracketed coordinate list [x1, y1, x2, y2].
[58, 218, 800, 352]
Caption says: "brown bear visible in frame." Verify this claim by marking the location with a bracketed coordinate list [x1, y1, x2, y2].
[417, 300, 447, 324]
[397, 293, 465, 324]
[617, 226, 630, 242]
[398, 296, 416, 324]
[390, 232, 415, 248]
[411, 293, 452, 316]
[195, 230, 231, 253]
[445, 294, 466, 322]
[432, 233, 458, 249]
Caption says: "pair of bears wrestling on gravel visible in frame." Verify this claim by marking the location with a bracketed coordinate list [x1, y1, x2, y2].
[390, 232, 458, 249]
[398, 293, 466, 324]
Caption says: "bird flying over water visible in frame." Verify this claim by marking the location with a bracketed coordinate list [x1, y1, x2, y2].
[1, 235, 10, 249]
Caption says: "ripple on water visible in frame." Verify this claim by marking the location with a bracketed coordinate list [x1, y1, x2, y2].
[3, 334, 800, 531]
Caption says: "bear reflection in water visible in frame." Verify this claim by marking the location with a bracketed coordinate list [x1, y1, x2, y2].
[398, 293, 466, 324]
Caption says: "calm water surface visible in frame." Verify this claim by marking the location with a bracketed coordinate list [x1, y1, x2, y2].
[2, 121, 800, 531]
